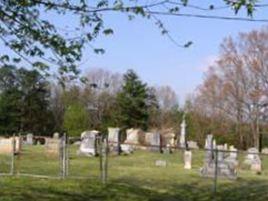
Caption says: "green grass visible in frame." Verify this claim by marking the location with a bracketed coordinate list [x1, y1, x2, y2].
[0, 146, 268, 200]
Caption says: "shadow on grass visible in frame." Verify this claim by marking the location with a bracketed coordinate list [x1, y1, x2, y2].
[1, 177, 268, 201]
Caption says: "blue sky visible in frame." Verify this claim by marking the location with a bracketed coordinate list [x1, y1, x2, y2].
[77, 1, 268, 104]
[2, 1, 268, 104]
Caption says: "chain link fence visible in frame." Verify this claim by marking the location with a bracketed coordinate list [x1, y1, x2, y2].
[0, 134, 268, 199]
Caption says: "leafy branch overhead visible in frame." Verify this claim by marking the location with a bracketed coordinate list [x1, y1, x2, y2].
[0, 0, 263, 78]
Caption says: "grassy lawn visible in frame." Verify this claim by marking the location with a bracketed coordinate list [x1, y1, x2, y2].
[0, 146, 268, 200]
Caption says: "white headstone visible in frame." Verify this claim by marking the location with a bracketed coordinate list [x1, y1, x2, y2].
[145, 132, 161, 151]
[247, 147, 259, 161]
[53, 132, 60, 139]
[205, 134, 213, 149]
[229, 145, 238, 159]
[26, 133, 33, 145]
[188, 141, 199, 149]
[79, 130, 99, 156]
[243, 147, 262, 172]
[125, 128, 144, 144]
[120, 144, 134, 154]
[213, 139, 217, 150]
[262, 148, 268, 154]
[184, 150, 192, 169]
[108, 127, 120, 143]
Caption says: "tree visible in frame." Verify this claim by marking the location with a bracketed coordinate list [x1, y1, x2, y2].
[116, 69, 149, 130]
[0, 66, 53, 135]
[194, 27, 268, 149]
[18, 68, 53, 134]
[82, 68, 122, 131]
[50, 83, 65, 132]
[0, 66, 21, 134]
[63, 102, 89, 137]
[154, 85, 179, 129]
[0, 1, 258, 78]
[147, 87, 161, 129]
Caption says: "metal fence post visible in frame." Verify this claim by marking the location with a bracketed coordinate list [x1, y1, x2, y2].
[59, 133, 67, 178]
[10, 134, 16, 176]
[65, 133, 69, 177]
[103, 137, 108, 184]
[99, 136, 103, 182]
[99, 135, 108, 185]
[213, 148, 218, 200]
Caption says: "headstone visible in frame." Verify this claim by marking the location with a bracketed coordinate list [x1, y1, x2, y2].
[53, 132, 60, 139]
[164, 144, 172, 154]
[225, 145, 239, 168]
[45, 138, 60, 154]
[223, 143, 228, 157]
[121, 128, 145, 154]
[145, 132, 161, 151]
[179, 115, 186, 148]
[0, 137, 22, 154]
[26, 133, 33, 145]
[243, 147, 262, 173]
[155, 160, 167, 167]
[184, 150, 192, 169]
[188, 141, 199, 149]
[204, 134, 213, 163]
[262, 148, 268, 154]
[229, 145, 238, 159]
[78, 130, 100, 156]
[217, 145, 224, 162]
[244, 147, 258, 163]
[162, 131, 176, 149]
[205, 135, 213, 149]
[108, 127, 120, 152]
[120, 144, 134, 155]
[213, 139, 217, 149]
[200, 135, 237, 179]
[124, 128, 145, 145]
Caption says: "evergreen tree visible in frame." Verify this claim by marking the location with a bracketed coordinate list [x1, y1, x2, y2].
[116, 70, 149, 130]
[0, 66, 53, 135]
[63, 102, 89, 136]
[0, 66, 21, 134]
[18, 68, 52, 134]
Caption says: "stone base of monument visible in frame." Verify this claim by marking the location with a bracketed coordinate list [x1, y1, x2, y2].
[200, 160, 237, 180]
[77, 147, 98, 157]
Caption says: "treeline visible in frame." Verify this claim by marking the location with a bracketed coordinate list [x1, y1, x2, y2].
[0, 67, 183, 137]
[2, 27, 268, 150]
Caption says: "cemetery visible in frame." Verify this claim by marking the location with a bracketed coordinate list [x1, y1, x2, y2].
[0, 122, 268, 200]
[1, 2, 268, 199]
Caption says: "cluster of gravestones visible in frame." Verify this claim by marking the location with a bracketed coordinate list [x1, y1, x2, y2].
[200, 134, 263, 180]
[0, 125, 266, 181]
[200, 135, 238, 179]
[77, 128, 163, 156]
[76, 126, 201, 157]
